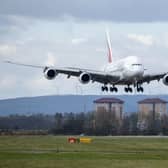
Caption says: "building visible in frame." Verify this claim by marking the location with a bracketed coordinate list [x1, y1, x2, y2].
[94, 98, 124, 121]
[137, 98, 168, 130]
[93, 98, 124, 133]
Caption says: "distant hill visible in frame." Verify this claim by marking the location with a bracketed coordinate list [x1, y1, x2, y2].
[0, 95, 168, 116]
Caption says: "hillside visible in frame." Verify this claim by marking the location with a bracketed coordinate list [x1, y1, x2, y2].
[0, 95, 168, 116]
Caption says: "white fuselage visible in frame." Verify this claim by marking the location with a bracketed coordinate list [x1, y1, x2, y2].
[104, 56, 144, 82]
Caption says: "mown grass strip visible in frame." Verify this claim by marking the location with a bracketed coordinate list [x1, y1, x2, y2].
[0, 151, 168, 160]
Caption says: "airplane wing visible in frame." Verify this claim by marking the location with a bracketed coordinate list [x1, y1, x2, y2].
[4, 61, 44, 69]
[3, 60, 168, 85]
[4, 60, 120, 84]
[117, 72, 167, 85]
[56, 67, 121, 84]
[137, 73, 166, 84]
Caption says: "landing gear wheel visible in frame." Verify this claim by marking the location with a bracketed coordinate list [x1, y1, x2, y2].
[114, 87, 118, 92]
[101, 86, 104, 92]
[124, 87, 128, 93]
[105, 86, 108, 92]
[102, 85, 118, 92]
[110, 86, 118, 92]
[141, 87, 144, 92]
[138, 87, 144, 92]
[128, 87, 133, 93]
[110, 87, 113, 92]
[101, 86, 108, 92]
[124, 86, 133, 93]
[136, 83, 144, 93]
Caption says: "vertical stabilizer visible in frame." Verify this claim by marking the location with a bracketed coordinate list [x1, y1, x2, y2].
[106, 29, 112, 63]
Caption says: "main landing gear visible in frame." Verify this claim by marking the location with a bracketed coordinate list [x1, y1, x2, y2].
[101, 83, 144, 93]
[136, 83, 144, 92]
[101, 85, 118, 92]
[124, 86, 133, 93]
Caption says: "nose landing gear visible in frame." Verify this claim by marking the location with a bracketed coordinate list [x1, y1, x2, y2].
[135, 83, 144, 92]
[137, 86, 144, 92]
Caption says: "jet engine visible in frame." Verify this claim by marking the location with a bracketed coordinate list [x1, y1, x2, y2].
[163, 74, 168, 86]
[44, 68, 58, 80]
[79, 72, 91, 84]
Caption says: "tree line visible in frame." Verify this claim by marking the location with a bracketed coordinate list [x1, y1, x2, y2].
[0, 112, 168, 135]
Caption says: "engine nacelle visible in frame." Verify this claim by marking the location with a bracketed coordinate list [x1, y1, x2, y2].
[163, 74, 168, 86]
[79, 72, 91, 84]
[44, 68, 57, 80]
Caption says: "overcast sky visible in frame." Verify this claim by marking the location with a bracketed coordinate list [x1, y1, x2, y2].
[1, 0, 168, 99]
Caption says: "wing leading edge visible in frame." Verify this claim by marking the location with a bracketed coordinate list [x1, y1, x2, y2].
[3, 60, 168, 86]
[4, 60, 120, 84]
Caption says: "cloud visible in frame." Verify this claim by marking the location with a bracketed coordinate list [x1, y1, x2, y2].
[1, 0, 168, 22]
[71, 38, 87, 45]
[0, 76, 17, 89]
[0, 15, 34, 34]
[127, 34, 154, 46]
[26, 77, 55, 91]
[0, 44, 17, 56]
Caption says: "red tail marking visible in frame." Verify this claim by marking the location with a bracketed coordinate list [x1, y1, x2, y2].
[106, 30, 112, 63]
[107, 42, 112, 63]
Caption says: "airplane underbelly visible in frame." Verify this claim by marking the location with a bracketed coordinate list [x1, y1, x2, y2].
[123, 70, 143, 80]
[109, 71, 122, 84]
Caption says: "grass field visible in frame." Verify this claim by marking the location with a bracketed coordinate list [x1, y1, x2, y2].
[0, 136, 168, 168]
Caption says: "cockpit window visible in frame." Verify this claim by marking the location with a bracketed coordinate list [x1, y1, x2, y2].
[132, 64, 142, 66]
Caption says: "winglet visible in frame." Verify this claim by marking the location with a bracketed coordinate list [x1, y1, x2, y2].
[106, 29, 112, 63]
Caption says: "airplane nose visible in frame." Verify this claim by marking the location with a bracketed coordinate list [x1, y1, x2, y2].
[123, 64, 144, 78]
[134, 66, 144, 76]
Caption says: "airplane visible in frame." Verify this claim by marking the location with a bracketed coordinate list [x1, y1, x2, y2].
[4, 31, 168, 93]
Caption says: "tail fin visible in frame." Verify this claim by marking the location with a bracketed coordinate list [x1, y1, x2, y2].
[106, 29, 112, 63]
